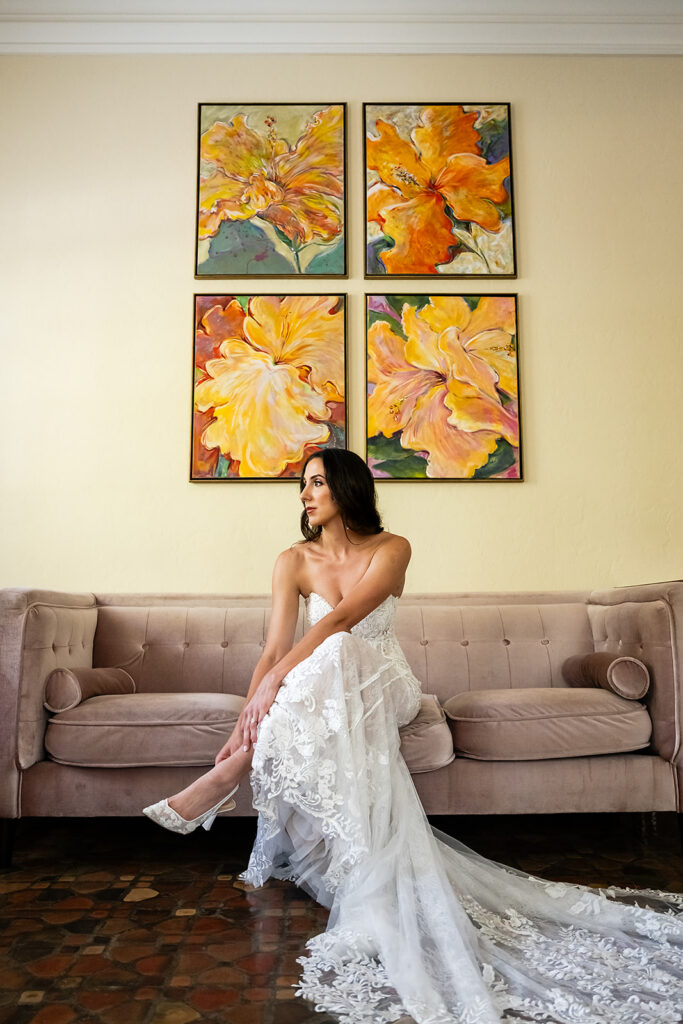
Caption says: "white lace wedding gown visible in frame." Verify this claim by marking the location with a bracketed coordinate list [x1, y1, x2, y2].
[240, 593, 683, 1024]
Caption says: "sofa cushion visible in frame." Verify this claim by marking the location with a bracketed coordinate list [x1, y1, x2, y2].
[398, 694, 454, 773]
[443, 687, 651, 761]
[45, 692, 246, 767]
[44, 689, 454, 774]
[44, 667, 136, 713]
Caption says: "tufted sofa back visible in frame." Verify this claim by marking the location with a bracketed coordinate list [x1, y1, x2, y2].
[93, 602, 305, 697]
[91, 590, 677, 765]
[395, 600, 593, 701]
[3, 584, 680, 774]
[91, 595, 600, 701]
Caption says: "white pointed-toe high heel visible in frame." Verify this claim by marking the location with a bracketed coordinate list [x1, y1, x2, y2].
[143, 785, 239, 835]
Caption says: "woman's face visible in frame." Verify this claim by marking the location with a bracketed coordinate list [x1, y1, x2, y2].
[300, 458, 338, 529]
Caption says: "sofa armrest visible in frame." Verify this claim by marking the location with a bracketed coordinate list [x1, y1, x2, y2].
[588, 581, 682, 765]
[0, 588, 97, 816]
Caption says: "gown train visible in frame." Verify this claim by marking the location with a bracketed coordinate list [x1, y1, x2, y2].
[239, 593, 683, 1024]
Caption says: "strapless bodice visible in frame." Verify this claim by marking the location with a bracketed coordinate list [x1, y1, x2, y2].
[304, 592, 398, 641]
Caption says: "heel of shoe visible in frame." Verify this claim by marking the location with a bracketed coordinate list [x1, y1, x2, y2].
[201, 796, 237, 831]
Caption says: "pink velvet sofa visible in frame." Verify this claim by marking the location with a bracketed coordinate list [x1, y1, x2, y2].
[1, 581, 681, 866]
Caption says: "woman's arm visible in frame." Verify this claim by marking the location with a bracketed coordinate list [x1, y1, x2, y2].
[245, 549, 301, 702]
[239, 535, 411, 749]
[215, 548, 300, 760]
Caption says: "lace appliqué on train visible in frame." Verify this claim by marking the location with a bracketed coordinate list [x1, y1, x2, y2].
[239, 593, 682, 1024]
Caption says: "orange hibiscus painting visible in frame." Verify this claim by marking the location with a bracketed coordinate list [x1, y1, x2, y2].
[365, 104, 515, 277]
[192, 295, 346, 479]
[197, 104, 346, 277]
[366, 295, 521, 480]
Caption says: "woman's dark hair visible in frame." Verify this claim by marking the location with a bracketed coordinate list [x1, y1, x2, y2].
[300, 449, 383, 541]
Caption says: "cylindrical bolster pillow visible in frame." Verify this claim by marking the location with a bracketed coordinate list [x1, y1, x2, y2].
[44, 667, 136, 713]
[562, 653, 650, 700]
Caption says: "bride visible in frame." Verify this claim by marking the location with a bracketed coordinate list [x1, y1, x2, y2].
[144, 449, 682, 1024]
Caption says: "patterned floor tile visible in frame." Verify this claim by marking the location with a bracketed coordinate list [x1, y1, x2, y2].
[0, 813, 679, 1023]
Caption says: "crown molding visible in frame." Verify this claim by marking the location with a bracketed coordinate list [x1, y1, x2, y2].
[1, 2, 682, 55]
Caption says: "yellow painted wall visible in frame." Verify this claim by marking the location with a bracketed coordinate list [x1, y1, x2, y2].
[1, 54, 681, 594]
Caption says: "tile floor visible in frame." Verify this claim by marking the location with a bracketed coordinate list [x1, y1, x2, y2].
[1, 812, 681, 1024]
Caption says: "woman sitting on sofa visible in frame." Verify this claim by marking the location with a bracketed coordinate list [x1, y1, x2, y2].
[145, 448, 682, 1024]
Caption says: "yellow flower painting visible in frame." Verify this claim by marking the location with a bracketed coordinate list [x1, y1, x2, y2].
[365, 104, 515, 277]
[366, 295, 521, 479]
[192, 295, 346, 479]
[197, 104, 346, 277]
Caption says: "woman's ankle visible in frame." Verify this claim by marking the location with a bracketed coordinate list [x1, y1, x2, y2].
[168, 757, 247, 817]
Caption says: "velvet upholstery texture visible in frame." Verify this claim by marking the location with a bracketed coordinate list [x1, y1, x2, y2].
[396, 694, 454, 773]
[43, 691, 453, 774]
[562, 652, 650, 699]
[2, 583, 681, 823]
[410, 753, 676, 815]
[394, 600, 596, 706]
[44, 692, 246, 767]
[92, 603, 305, 697]
[587, 597, 676, 760]
[19, 754, 676, 818]
[44, 666, 136, 713]
[1, 591, 98, 772]
[443, 687, 652, 761]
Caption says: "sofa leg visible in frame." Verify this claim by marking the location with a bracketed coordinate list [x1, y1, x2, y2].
[0, 819, 17, 869]
[678, 813, 683, 855]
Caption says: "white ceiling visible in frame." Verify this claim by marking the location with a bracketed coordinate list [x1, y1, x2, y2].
[1, 0, 682, 54]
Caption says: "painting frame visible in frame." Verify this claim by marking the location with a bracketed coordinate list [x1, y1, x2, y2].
[195, 102, 348, 279]
[364, 102, 517, 279]
[191, 293, 348, 481]
[365, 293, 523, 481]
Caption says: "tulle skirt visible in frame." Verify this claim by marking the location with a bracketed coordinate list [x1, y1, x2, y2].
[240, 631, 683, 1024]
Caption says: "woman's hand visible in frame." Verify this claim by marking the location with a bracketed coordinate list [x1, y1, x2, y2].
[213, 673, 279, 764]
[214, 725, 243, 765]
[238, 673, 281, 751]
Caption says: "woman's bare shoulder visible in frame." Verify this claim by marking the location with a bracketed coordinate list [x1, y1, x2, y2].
[273, 541, 317, 587]
[271, 545, 301, 582]
[376, 531, 411, 556]
[365, 532, 411, 578]
[287, 537, 323, 567]
[276, 543, 306, 570]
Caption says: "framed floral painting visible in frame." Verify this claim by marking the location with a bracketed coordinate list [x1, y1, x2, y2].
[366, 294, 521, 480]
[196, 103, 347, 277]
[192, 294, 347, 480]
[365, 103, 515, 278]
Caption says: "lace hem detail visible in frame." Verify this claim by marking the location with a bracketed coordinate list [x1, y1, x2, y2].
[463, 892, 683, 1023]
[297, 931, 498, 1024]
[241, 629, 420, 898]
[297, 930, 406, 1024]
[241, 590, 683, 1024]
[296, 910, 683, 1024]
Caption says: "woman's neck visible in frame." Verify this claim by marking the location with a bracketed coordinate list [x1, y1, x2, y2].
[317, 519, 369, 558]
